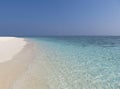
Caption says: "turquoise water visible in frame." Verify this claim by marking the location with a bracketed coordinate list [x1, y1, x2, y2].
[13, 37, 120, 89]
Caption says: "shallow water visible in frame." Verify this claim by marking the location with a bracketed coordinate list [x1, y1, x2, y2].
[12, 36, 120, 89]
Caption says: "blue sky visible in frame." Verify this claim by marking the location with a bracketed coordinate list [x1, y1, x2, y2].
[0, 0, 120, 36]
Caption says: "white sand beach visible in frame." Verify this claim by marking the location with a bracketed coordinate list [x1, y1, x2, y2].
[0, 37, 26, 63]
[0, 37, 36, 89]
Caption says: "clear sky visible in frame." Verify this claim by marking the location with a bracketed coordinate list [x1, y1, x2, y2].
[0, 0, 120, 36]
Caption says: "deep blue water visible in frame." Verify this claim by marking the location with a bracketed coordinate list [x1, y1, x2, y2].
[13, 36, 120, 89]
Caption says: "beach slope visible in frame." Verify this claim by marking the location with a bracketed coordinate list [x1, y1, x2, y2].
[0, 37, 26, 63]
[0, 37, 35, 89]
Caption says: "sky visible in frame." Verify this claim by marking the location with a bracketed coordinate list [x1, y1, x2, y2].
[0, 0, 120, 36]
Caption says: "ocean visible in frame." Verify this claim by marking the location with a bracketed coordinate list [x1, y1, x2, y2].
[12, 36, 120, 89]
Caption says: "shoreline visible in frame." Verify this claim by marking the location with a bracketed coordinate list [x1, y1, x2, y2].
[0, 37, 36, 89]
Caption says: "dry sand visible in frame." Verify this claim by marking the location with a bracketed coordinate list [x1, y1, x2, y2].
[0, 37, 26, 63]
[0, 37, 36, 89]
